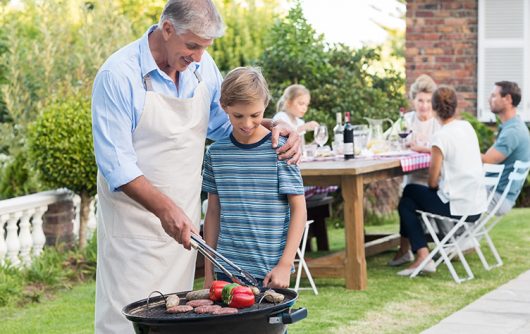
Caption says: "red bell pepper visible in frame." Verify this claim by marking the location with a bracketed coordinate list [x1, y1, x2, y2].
[222, 284, 255, 308]
[209, 280, 230, 302]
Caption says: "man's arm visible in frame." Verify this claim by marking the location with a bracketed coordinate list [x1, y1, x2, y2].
[120, 176, 197, 249]
[482, 146, 507, 164]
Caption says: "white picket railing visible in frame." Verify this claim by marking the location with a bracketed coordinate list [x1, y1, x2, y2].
[0, 189, 96, 267]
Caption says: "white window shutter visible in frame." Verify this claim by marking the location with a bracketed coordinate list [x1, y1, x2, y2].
[478, 0, 529, 122]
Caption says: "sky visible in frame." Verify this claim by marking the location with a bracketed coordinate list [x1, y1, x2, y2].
[298, 0, 406, 48]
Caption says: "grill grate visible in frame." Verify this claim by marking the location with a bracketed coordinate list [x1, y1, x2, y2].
[124, 289, 297, 322]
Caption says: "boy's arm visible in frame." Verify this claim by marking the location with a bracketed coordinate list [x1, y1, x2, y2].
[263, 194, 307, 288]
[203, 193, 221, 288]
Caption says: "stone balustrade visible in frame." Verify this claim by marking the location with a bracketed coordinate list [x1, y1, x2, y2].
[0, 189, 96, 267]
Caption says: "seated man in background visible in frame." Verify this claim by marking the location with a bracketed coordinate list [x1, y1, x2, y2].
[482, 81, 530, 214]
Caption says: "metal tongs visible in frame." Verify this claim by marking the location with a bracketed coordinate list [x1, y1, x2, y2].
[190, 233, 259, 287]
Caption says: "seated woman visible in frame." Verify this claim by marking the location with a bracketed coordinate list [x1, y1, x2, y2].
[388, 74, 440, 266]
[391, 85, 487, 276]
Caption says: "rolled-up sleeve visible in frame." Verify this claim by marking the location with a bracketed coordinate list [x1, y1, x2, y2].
[91, 70, 143, 191]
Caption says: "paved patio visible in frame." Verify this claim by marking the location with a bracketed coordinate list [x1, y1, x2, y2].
[423, 270, 530, 334]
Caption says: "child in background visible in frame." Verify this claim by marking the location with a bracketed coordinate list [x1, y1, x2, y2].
[202, 67, 307, 289]
[273, 84, 319, 139]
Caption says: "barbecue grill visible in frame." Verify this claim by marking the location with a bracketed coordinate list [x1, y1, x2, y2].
[123, 288, 307, 334]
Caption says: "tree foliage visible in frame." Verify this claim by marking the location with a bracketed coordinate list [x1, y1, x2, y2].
[258, 1, 407, 139]
[210, 0, 281, 73]
[0, 0, 135, 198]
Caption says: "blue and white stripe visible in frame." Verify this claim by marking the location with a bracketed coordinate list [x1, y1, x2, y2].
[202, 133, 304, 279]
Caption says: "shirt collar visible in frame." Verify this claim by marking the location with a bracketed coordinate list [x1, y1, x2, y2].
[139, 25, 160, 79]
[139, 25, 202, 79]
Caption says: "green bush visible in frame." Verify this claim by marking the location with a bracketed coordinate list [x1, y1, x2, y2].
[28, 95, 96, 247]
[0, 266, 24, 307]
[460, 112, 496, 152]
[25, 247, 73, 287]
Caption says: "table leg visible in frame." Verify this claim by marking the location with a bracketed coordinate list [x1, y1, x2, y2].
[341, 175, 367, 290]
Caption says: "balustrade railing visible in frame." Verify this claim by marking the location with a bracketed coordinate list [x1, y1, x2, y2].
[0, 189, 96, 267]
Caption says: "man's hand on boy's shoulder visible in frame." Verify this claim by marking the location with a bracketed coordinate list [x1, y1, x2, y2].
[271, 120, 301, 165]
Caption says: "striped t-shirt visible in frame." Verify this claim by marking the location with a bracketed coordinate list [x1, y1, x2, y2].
[202, 132, 305, 279]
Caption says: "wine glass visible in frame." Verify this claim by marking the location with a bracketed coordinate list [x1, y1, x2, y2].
[314, 125, 329, 149]
[397, 120, 412, 151]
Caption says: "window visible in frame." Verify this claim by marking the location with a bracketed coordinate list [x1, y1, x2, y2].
[477, 0, 529, 122]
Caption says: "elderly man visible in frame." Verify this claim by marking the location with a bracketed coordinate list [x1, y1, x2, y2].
[482, 81, 530, 214]
[91, 1, 300, 332]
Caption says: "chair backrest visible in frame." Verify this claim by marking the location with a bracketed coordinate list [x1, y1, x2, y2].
[489, 160, 530, 216]
[483, 163, 505, 205]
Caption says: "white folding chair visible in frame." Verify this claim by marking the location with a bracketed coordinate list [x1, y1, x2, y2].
[410, 164, 505, 283]
[470, 160, 530, 270]
[294, 220, 318, 295]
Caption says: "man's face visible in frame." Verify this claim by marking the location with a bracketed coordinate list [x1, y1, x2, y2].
[163, 21, 213, 72]
[488, 85, 510, 114]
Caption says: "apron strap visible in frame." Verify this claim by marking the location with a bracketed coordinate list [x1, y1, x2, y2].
[143, 73, 154, 91]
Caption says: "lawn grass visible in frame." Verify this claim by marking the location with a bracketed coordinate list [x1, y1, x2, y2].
[1, 208, 529, 333]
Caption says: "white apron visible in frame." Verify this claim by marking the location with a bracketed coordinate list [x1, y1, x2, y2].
[95, 72, 210, 333]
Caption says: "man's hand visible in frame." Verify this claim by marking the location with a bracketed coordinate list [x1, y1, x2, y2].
[263, 263, 291, 288]
[271, 121, 302, 165]
[158, 204, 198, 250]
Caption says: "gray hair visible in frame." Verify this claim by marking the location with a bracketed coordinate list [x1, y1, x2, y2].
[409, 74, 437, 100]
[159, 0, 225, 39]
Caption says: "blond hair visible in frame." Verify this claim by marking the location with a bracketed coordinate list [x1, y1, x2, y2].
[220, 67, 270, 107]
[276, 84, 310, 113]
[409, 74, 437, 100]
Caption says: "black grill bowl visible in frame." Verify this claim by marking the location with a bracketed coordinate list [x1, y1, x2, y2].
[122, 288, 307, 334]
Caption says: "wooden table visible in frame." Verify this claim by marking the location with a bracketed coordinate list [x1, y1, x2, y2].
[300, 158, 408, 290]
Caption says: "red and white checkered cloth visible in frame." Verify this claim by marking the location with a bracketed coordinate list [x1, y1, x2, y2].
[400, 152, 431, 172]
[304, 186, 338, 198]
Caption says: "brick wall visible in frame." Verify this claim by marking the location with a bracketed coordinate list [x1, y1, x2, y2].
[406, 0, 478, 115]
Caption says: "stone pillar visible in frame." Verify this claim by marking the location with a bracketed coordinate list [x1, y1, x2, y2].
[42, 200, 75, 247]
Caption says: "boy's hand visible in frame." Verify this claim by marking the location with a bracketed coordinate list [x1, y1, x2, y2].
[263, 263, 291, 289]
[271, 121, 301, 165]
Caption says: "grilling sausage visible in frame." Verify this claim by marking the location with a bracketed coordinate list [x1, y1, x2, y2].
[212, 307, 238, 315]
[165, 295, 181, 309]
[194, 304, 222, 314]
[263, 289, 284, 304]
[166, 305, 193, 313]
[185, 289, 210, 301]
[186, 299, 214, 307]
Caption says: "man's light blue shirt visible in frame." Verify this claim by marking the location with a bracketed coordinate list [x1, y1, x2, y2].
[92, 25, 231, 191]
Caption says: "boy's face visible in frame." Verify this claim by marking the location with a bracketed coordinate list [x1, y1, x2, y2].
[224, 101, 266, 142]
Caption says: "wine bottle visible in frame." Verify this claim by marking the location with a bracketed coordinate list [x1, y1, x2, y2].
[333, 112, 344, 155]
[343, 111, 354, 160]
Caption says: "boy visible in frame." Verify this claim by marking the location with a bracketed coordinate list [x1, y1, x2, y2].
[202, 67, 307, 288]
